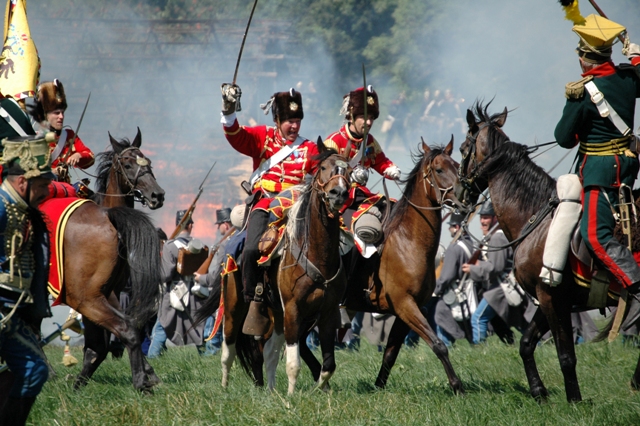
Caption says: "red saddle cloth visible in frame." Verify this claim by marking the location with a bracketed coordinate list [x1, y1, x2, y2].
[569, 251, 627, 295]
[39, 197, 92, 305]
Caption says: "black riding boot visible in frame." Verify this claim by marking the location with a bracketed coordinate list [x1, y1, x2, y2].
[242, 209, 271, 336]
[0, 396, 37, 426]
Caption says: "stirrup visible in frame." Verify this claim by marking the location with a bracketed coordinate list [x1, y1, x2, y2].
[339, 306, 351, 329]
[242, 300, 270, 336]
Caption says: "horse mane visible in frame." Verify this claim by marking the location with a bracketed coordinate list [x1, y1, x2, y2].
[287, 148, 339, 248]
[482, 141, 557, 216]
[94, 137, 135, 203]
[384, 144, 446, 236]
[470, 100, 512, 153]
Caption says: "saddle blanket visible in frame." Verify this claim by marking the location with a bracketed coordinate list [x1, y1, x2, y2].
[40, 197, 92, 305]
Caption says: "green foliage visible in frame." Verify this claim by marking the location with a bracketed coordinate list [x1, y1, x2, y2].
[31, 338, 640, 425]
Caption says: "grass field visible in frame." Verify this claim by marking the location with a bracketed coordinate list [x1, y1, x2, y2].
[29, 337, 640, 425]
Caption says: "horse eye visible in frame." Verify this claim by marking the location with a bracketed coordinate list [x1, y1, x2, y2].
[321, 166, 327, 171]
[436, 169, 443, 174]
[125, 164, 132, 170]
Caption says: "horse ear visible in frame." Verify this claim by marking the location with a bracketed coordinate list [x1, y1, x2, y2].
[495, 107, 508, 128]
[445, 135, 454, 156]
[317, 136, 327, 153]
[109, 132, 124, 153]
[132, 127, 142, 148]
[466, 109, 477, 131]
[421, 136, 431, 154]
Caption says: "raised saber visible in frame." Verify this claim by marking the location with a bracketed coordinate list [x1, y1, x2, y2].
[232, 0, 259, 86]
[349, 64, 370, 168]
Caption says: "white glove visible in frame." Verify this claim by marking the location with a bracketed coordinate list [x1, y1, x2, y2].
[622, 42, 640, 59]
[221, 83, 242, 114]
[384, 165, 401, 180]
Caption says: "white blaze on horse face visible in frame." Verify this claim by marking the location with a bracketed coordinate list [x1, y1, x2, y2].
[285, 343, 301, 395]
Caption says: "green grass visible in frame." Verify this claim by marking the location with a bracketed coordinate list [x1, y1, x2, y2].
[30, 337, 640, 425]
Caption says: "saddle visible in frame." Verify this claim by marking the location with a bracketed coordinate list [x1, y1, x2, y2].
[569, 223, 624, 307]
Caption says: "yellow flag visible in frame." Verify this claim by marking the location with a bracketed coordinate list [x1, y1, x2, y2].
[0, 0, 40, 99]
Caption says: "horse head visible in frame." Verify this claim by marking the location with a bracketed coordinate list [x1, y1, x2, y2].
[313, 137, 350, 216]
[457, 101, 510, 207]
[421, 136, 465, 210]
[105, 127, 165, 209]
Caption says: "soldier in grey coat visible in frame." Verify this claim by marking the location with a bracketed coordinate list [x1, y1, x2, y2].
[466, 200, 533, 344]
[432, 212, 474, 346]
[148, 210, 207, 358]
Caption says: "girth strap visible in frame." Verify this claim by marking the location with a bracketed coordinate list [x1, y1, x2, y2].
[287, 236, 343, 287]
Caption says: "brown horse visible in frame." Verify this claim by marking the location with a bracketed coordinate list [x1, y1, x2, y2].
[47, 128, 164, 391]
[203, 143, 350, 393]
[457, 101, 640, 402]
[338, 139, 465, 393]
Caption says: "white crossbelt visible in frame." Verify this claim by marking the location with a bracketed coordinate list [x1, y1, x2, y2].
[584, 81, 631, 136]
[0, 106, 29, 137]
[249, 136, 305, 185]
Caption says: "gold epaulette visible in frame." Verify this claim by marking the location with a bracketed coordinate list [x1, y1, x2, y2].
[565, 75, 594, 99]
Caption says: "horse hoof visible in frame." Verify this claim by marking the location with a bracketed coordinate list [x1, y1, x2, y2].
[631, 378, 640, 391]
[531, 387, 549, 403]
[73, 377, 89, 390]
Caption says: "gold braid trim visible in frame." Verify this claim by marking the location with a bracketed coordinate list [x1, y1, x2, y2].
[565, 75, 594, 99]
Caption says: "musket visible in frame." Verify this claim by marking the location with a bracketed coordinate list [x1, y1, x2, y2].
[349, 64, 370, 168]
[195, 227, 237, 276]
[169, 161, 216, 240]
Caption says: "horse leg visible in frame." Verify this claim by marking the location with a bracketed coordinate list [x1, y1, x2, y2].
[315, 320, 337, 392]
[540, 289, 581, 402]
[391, 302, 464, 394]
[519, 307, 550, 401]
[298, 329, 321, 382]
[75, 318, 110, 389]
[264, 329, 285, 391]
[283, 304, 302, 395]
[221, 339, 237, 388]
[374, 317, 409, 389]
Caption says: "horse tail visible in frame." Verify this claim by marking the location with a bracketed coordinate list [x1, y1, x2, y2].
[193, 284, 221, 326]
[235, 332, 262, 381]
[107, 206, 162, 328]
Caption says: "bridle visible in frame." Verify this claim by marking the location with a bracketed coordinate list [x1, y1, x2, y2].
[458, 122, 490, 195]
[398, 155, 464, 211]
[313, 157, 350, 218]
[113, 147, 156, 202]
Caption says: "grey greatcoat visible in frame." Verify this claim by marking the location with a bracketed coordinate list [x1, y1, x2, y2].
[469, 230, 533, 330]
[433, 235, 474, 341]
[158, 231, 206, 346]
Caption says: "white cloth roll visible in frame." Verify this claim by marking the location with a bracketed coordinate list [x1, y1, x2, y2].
[539, 174, 583, 286]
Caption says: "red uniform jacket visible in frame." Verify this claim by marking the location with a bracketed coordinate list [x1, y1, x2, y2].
[223, 117, 319, 195]
[324, 124, 396, 199]
[49, 130, 95, 169]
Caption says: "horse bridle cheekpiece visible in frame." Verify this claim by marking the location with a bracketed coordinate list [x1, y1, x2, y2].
[314, 158, 350, 218]
[115, 146, 155, 203]
[458, 122, 491, 194]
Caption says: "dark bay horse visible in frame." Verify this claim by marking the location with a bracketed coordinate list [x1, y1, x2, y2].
[457, 101, 640, 402]
[207, 143, 349, 393]
[50, 128, 164, 391]
[339, 139, 465, 393]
